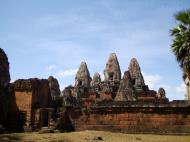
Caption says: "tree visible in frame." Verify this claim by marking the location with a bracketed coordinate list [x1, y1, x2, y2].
[171, 9, 190, 75]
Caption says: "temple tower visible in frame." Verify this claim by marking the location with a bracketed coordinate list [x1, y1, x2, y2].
[75, 62, 92, 88]
[104, 53, 121, 81]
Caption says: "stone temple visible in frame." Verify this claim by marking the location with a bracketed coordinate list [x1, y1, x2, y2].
[0, 48, 190, 133]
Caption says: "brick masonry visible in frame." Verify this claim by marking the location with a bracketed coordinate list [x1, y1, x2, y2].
[15, 91, 32, 126]
[68, 101, 190, 133]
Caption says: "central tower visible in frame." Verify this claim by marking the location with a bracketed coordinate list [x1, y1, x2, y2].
[104, 53, 121, 81]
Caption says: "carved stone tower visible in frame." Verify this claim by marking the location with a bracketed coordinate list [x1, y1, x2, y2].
[128, 58, 147, 91]
[91, 72, 101, 87]
[115, 71, 136, 101]
[75, 62, 92, 88]
[104, 53, 121, 81]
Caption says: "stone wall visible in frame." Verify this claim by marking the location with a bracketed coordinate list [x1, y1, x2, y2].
[0, 90, 20, 132]
[68, 101, 190, 133]
[15, 91, 32, 126]
[13, 78, 53, 129]
[0, 48, 21, 132]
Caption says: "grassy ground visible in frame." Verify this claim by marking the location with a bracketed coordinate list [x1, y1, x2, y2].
[0, 130, 190, 142]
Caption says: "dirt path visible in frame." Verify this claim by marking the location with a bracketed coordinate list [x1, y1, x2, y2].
[0, 130, 190, 142]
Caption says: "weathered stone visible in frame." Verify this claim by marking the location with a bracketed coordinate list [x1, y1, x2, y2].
[55, 110, 75, 132]
[13, 78, 53, 128]
[128, 58, 147, 91]
[48, 76, 61, 100]
[90, 72, 101, 87]
[0, 48, 11, 127]
[104, 53, 121, 81]
[100, 81, 120, 100]
[75, 62, 91, 88]
[65, 101, 190, 134]
[62, 86, 78, 107]
[136, 90, 157, 101]
[115, 71, 136, 101]
[0, 48, 10, 89]
[156, 87, 166, 99]
[14, 79, 32, 91]
[14, 78, 52, 108]
[4, 48, 190, 134]
[0, 48, 21, 132]
[90, 72, 101, 96]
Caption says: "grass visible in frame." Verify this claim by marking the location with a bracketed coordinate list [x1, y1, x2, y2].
[0, 130, 190, 142]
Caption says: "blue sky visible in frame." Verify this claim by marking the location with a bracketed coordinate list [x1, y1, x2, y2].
[0, 0, 190, 100]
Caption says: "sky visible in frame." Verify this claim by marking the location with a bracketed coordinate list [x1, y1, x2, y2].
[0, 0, 190, 100]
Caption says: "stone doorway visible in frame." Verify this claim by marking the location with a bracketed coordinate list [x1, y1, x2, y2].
[38, 108, 54, 128]
[40, 110, 48, 127]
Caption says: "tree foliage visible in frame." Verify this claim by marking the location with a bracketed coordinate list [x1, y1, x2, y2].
[171, 9, 190, 75]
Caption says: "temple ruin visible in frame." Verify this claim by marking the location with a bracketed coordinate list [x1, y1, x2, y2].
[0, 48, 190, 133]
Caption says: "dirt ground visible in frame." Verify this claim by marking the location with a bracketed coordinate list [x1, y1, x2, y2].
[0, 130, 190, 142]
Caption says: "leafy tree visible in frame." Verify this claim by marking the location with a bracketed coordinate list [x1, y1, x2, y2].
[171, 9, 190, 76]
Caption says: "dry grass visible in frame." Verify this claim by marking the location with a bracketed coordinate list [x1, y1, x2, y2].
[0, 130, 190, 142]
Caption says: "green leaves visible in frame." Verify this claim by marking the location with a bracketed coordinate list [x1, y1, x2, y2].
[175, 9, 190, 25]
[171, 9, 190, 75]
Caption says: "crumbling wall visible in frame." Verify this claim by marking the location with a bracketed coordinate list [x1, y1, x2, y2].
[68, 101, 190, 133]
[0, 48, 20, 132]
[14, 78, 53, 129]
[0, 48, 10, 88]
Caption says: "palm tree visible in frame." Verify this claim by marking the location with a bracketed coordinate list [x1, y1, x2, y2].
[171, 9, 190, 75]
[171, 9, 190, 100]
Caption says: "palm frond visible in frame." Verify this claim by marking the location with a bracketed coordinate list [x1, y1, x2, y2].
[175, 9, 190, 25]
[171, 9, 190, 75]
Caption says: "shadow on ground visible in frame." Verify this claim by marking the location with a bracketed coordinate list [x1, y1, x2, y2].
[0, 134, 23, 142]
[0, 134, 71, 142]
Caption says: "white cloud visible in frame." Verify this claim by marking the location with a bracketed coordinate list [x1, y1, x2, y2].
[46, 65, 58, 71]
[176, 83, 186, 93]
[10, 80, 15, 83]
[58, 69, 78, 78]
[142, 71, 162, 89]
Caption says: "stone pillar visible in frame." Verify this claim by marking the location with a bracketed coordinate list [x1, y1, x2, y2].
[48, 109, 55, 129]
[34, 109, 40, 129]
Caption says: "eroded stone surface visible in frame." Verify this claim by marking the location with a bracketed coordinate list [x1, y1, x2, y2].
[104, 53, 121, 81]
[91, 72, 101, 87]
[75, 62, 92, 88]
[1, 49, 182, 133]
[13, 78, 53, 129]
[48, 76, 61, 100]
[14, 78, 52, 108]
[128, 58, 147, 91]
[115, 71, 136, 101]
[0, 48, 20, 132]
[62, 86, 78, 107]
[0, 48, 10, 89]
[157, 87, 166, 99]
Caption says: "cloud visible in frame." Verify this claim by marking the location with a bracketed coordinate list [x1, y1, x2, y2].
[142, 71, 162, 89]
[176, 83, 186, 93]
[10, 80, 15, 83]
[46, 65, 58, 71]
[58, 69, 78, 78]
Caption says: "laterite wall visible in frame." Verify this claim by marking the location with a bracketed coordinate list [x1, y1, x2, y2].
[70, 106, 190, 133]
